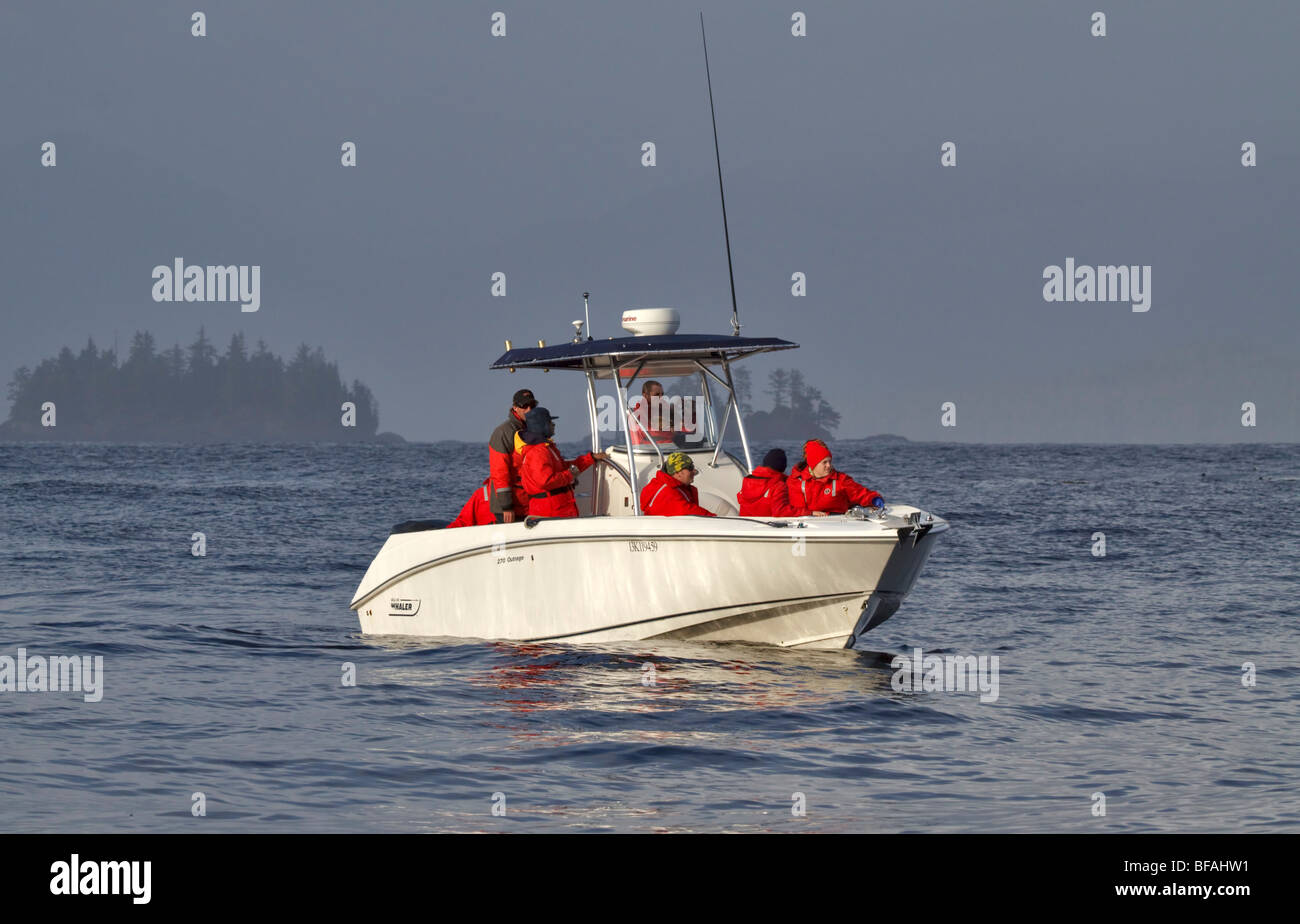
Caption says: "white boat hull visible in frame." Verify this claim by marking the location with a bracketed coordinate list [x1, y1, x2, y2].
[351, 507, 947, 649]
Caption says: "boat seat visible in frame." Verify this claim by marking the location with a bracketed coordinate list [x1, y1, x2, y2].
[696, 490, 738, 516]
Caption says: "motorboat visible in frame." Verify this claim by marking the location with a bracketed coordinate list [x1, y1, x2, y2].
[350, 308, 948, 649]
[350, 20, 947, 648]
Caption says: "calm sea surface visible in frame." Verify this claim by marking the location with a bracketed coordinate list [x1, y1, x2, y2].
[0, 441, 1296, 832]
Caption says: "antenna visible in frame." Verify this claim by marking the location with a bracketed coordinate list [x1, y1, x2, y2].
[582, 291, 593, 340]
[700, 13, 740, 336]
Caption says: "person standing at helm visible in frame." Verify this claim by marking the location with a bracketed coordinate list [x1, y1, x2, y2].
[488, 389, 537, 523]
[517, 407, 608, 518]
[787, 439, 884, 516]
[641, 452, 716, 517]
[737, 448, 801, 517]
[628, 379, 677, 445]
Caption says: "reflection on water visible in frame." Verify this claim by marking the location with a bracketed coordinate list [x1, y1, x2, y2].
[363, 635, 906, 749]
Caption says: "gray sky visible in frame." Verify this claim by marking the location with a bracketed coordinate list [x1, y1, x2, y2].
[2, 0, 1296, 442]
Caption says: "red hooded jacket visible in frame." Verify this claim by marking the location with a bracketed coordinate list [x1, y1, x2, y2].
[640, 469, 716, 517]
[787, 462, 882, 515]
[736, 466, 801, 516]
[447, 478, 496, 528]
[518, 440, 595, 518]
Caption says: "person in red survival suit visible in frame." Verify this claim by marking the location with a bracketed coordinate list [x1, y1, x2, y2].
[640, 452, 716, 517]
[488, 388, 537, 523]
[787, 439, 884, 516]
[446, 478, 496, 528]
[736, 448, 801, 516]
[517, 407, 608, 518]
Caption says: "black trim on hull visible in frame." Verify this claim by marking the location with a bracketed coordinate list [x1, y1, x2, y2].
[520, 590, 862, 642]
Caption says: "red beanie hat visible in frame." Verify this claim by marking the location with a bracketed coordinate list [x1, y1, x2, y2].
[803, 439, 831, 469]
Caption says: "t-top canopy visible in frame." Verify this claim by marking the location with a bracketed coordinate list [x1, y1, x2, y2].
[490, 333, 798, 374]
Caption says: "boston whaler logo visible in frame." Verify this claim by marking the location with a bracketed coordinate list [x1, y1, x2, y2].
[891, 647, 999, 703]
[388, 598, 420, 616]
[50, 854, 151, 904]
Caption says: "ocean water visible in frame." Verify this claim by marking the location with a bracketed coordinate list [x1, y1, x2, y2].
[0, 441, 1296, 833]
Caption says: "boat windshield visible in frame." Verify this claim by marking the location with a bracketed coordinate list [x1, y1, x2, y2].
[596, 370, 720, 454]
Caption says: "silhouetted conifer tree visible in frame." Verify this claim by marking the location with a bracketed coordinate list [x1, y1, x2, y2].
[743, 368, 840, 442]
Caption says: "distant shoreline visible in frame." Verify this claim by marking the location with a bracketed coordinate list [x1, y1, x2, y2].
[3, 330, 384, 444]
[0, 428, 408, 444]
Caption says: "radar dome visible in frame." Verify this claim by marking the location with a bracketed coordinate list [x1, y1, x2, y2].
[621, 308, 680, 336]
